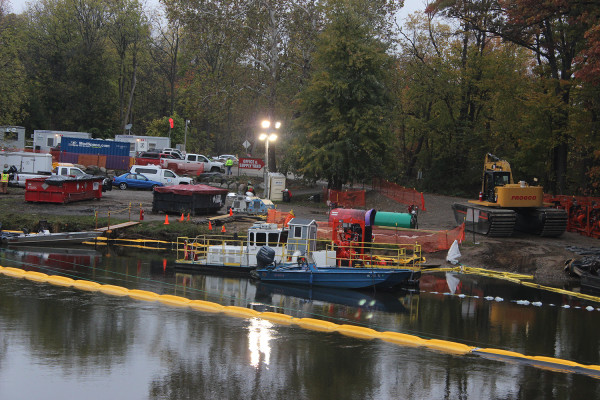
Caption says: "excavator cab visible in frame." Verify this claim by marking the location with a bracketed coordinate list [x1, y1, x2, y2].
[483, 170, 511, 203]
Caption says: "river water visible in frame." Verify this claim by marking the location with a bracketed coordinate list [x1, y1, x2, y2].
[0, 245, 599, 399]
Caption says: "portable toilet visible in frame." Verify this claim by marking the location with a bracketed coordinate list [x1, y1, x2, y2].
[267, 172, 286, 201]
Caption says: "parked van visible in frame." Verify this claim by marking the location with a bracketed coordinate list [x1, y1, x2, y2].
[129, 165, 193, 186]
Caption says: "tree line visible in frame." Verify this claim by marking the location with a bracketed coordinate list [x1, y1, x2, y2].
[1, 0, 599, 195]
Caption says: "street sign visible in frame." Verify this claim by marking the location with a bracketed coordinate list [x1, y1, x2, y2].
[242, 140, 251, 149]
[238, 157, 264, 170]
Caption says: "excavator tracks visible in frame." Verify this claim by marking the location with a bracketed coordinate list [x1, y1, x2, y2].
[452, 203, 567, 238]
[452, 203, 517, 237]
[514, 207, 568, 237]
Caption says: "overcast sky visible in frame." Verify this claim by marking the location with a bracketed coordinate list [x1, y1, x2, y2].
[9, 0, 426, 19]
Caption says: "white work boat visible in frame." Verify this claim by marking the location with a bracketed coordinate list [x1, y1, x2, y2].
[175, 219, 337, 274]
[175, 218, 423, 275]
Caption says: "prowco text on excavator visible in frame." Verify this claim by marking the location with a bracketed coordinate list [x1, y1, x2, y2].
[452, 154, 567, 237]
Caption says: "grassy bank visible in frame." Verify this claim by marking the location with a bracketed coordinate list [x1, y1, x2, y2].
[0, 211, 213, 242]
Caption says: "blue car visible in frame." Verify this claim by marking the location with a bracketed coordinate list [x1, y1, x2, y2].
[112, 173, 163, 190]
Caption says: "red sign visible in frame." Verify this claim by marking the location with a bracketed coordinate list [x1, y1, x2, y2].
[238, 157, 265, 170]
[169, 118, 174, 128]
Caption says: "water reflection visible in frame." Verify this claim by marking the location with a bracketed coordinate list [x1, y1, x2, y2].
[1, 246, 600, 399]
[248, 318, 273, 368]
[0, 245, 102, 272]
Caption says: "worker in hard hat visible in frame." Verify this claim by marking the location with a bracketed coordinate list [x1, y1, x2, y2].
[1, 164, 9, 194]
[246, 181, 255, 195]
[225, 158, 233, 175]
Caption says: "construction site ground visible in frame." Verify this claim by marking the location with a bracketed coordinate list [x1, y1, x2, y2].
[1, 179, 598, 287]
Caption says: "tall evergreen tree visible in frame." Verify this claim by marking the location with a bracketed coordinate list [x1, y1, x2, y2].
[291, 2, 393, 190]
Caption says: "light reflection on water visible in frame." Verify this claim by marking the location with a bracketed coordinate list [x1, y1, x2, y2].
[248, 318, 273, 368]
[0, 246, 599, 399]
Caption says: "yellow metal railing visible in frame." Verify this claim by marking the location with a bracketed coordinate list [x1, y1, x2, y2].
[176, 235, 424, 269]
[324, 240, 423, 270]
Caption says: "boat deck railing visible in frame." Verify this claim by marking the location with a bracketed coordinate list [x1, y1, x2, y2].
[176, 235, 325, 265]
[176, 235, 423, 269]
[323, 241, 423, 270]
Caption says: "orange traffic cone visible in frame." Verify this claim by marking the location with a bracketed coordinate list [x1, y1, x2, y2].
[229, 208, 233, 216]
[187, 213, 190, 221]
[221, 225, 226, 233]
[208, 221, 213, 230]
[179, 213, 184, 222]
[164, 214, 169, 225]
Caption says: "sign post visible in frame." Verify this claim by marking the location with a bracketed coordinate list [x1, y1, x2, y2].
[240, 141, 251, 176]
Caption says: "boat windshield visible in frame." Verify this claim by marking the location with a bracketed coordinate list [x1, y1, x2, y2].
[254, 232, 281, 247]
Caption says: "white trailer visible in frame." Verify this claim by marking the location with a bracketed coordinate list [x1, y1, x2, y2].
[0, 151, 53, 174]
[115, 135, 171, 156]
[33, 130, 91, 152]
[0, 126, 27, 150]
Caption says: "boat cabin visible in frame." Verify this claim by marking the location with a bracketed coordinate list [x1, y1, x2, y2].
[286, 218, 318, 257]
[246, 222, 288, 249]
[245, 219, 320, 261]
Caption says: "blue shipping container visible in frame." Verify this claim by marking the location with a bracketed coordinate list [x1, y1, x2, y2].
[60, 137, 131, 170]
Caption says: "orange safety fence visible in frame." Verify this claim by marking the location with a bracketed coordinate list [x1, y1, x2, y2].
[372, 178, 426, 211]
[267, 209, 292, 225]
[544, 194, 600, 239]
[268, 210, 465, 253]
[316, 222, 464, 253]
[322, 188, 366, 208]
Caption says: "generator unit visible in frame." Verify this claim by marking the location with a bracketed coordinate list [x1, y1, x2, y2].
[226, 194, 275, 215]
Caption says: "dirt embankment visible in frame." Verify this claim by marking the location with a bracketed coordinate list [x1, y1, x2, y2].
[1, 181, 598, 286]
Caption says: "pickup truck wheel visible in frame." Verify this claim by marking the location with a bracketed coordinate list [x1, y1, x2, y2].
[119, 183, 128, 190]
[151, 184, 159, 190]
[210, 167, 221, 173]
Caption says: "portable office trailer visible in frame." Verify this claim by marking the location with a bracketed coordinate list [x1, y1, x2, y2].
[0, 126, 26, 150]
[115, 135, 171, 156]
[0, 151, 53, 173]
[33, 130, 92, 152]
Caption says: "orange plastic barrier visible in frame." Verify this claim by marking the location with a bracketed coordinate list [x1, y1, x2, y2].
[267, 209, 291, 225]
[372, 179, 426, 211]
[324, 189, 366, 208]
[316, 222, 464, 253]
[268, 211, 463, 252]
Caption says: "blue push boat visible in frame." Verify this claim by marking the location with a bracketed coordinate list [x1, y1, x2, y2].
[254, 262, 416, 290]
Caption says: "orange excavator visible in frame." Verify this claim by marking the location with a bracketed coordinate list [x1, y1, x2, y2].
[452, 153, 567, 237]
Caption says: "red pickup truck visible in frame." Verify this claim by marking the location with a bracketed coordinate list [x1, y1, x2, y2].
[134, 152, 176, 166]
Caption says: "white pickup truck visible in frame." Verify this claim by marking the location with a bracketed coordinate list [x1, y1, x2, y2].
[162, 153, 224, 174]
[130, 165, 194, 186]
[10, 165, 112, 191]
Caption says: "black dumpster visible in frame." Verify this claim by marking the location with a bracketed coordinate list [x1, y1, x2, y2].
[152, 184, 228, 215]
